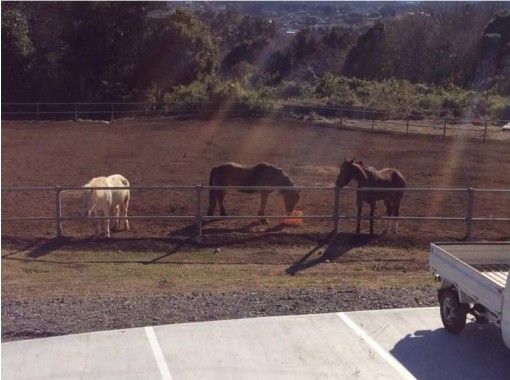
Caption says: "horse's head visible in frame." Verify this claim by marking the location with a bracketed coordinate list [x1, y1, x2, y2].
[283, 189, 300, 215]
[335, 158, 356, 188]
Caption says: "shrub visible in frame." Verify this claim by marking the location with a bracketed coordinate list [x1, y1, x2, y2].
[277, 81, 314, 99]
[163, 76, 276, 118]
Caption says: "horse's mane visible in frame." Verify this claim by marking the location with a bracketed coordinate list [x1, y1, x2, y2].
[274, 166, 295, 194]
[349, 162, 372, 184]
[279, 170, 294, 187]
[358, 161, 384, 178]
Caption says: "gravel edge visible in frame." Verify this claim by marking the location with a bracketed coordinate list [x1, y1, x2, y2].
[2, 286, 437, 342]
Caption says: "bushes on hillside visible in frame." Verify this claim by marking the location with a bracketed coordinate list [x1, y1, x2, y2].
[160, 73, 505, 120]
[164, 76, 275, 118]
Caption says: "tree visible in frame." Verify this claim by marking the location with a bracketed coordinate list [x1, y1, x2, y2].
[138, 9, 218, 101]
[379, 3, 397, 18]
[1, 4, 34, 101]
[343, 22, 390, 80]
[265, 26, 357, 83]
[221, 16, 275, 73]
[22, 2, 75, 101]
[477, 10, 510, 94]
[265, 50, 293, 82]
[61, 2, 150, 101]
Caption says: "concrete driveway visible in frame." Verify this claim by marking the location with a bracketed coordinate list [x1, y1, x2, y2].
[3, 307, 509, 379]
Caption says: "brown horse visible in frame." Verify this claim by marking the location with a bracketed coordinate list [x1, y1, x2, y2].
[335, 159, 405, 235]
[207, 162, 300, 223]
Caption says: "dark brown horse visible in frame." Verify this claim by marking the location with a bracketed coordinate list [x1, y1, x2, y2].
[207, 162, 300, 223]
[335, 159, 405, 235]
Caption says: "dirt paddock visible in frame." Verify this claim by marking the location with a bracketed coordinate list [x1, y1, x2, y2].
[2, 117, 509, 239]
[2, 117, 509, 340]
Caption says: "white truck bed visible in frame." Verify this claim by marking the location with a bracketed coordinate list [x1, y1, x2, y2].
[430, 242, 509, 316]
[473, 264, 509, 289]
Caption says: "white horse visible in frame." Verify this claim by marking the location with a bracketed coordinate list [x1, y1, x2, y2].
[83, 174, 130, 237]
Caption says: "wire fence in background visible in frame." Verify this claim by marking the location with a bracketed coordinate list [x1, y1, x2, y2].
[2, 102, 509, 142]
[2, 185, 509, 240]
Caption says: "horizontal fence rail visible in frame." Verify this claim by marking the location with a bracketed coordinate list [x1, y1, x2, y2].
[2, 185, 509, 239]
[2, 102, 508, 142]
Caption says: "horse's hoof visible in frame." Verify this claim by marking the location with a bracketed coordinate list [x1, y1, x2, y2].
[260, 218, 269, 225]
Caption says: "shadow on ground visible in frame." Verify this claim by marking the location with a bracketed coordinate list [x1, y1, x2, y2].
[390, 323, 510, 379]
[1, 219, 460, 267]
[285, 232, 376, 275]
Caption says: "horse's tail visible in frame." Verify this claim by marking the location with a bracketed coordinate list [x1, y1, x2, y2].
[397, 170, 406, 191]
[393, 170, 406, 203]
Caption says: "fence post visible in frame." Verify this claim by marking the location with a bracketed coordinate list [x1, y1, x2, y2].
[110, 103, 114, 122]
[36, 103, 40, 121]
[332, 186, 340, 236]
[55, 186, 63, 238]
[465, 187, 474, 239]
[74, 103, 78, 122]
[339, 109, 343, 126]
[406, 117, 410, 134]
[483, 120, 488, 142]
[371, 117, 375, 130]
[195, 185, 203, 240]
[443, 118, 447, 139]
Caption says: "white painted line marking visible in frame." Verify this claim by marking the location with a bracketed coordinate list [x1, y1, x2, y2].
[344, 306, 437, 314]
[145, 326, 172, 380]
[337, 312, 416, 380]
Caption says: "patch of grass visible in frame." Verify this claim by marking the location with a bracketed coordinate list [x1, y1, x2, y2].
[2, 243, 432, 300]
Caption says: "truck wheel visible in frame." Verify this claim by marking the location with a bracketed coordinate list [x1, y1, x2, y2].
[438, 287, 468, 333]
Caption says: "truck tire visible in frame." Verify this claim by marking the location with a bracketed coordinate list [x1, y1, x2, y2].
[439, 287, 468, 333]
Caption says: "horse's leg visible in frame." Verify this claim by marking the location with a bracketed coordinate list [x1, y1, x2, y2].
[369, 201, 376, 235]
[383, 200, 393, 234]
[393, 196, 401, 234]
[218, 190, 227, 216]
[104, 208, 111, 238]
[258, 191, 270, 224]
[117, 203, 125, 230]
[99, 209, 106, 237]
[122, 198, 130, 231]
[356, 195, 363, 234]
[207, 190, 217, 216]
[94, 211, 101, 237]
[112, 205, 120, 231]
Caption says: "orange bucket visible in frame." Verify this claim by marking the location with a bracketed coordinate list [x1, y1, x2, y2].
[284, 210, 304, 226]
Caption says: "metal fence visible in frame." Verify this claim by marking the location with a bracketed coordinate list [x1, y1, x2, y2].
[2, 185, 509, 239]
[2, 102, 508, 142]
